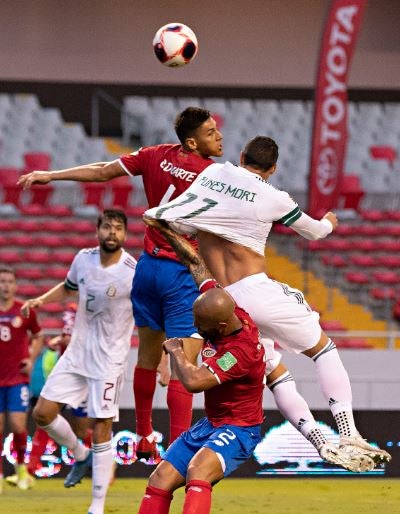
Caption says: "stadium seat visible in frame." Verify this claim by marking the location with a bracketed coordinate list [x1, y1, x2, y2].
[36, 235, 64, 248]
[380, 240, 400, 252]
[320, 319, 346, 331]
[351, 240, 380, 252]
[344, 271, 370, 286]
[46, 268, 67, 280]
[111, 178, 134, 209]
[360, 210, 389, 222]
[377, 255, 400, 268]
[63, 235, 95, 249]
[370, 287, 396, 301]
[0, 250, 22, 264]
[40, 303, 64, 314]
[28, 251, 51, 264]
[15, 269, 43, 280]
[371, 271, 400, 286]
[349, 254, 378, 268]
[17, 284, 43, 297]
[370, 145, 397, 164]
[9, 234, 36, 248]
[387, 210, 400, 221]
[23, 152, 51, 171]
[52, 250, 75, 265]
[81, 183, 107, 208]
[321, 254, 347, 268]
[40, 317, 64, 329]
[337, 175, 365, 211]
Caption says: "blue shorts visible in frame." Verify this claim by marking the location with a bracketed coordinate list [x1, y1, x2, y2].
[163, 417, 261, 478]
[131, 252, 199, 338]
[0, 384, 30, 413]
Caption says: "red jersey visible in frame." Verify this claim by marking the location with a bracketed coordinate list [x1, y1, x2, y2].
[0, 300, 41, 386]
[119, 144, 213, 260]
[201, 306, 265, 427]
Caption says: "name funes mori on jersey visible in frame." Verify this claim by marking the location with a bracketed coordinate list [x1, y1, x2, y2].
[198, 174, 257, 203]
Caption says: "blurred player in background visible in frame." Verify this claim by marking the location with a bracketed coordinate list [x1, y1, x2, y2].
[144, 135, 391, 468]
[27, 303, 93, 477]
[0, 266, 44, 491]
[137, 242, 265, 514]
[21, 209, 135, 514]
[18, 107, 223, 462]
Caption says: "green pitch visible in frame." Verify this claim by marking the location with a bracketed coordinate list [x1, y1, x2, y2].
[1, 478, 399, 513]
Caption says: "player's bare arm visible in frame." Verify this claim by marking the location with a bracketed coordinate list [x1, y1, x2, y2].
[17, 160, 125, 189]
[20, 332, 45, 375]
[143, 216, 213, 287]
[21, 282, 77, 317]
[323, 211, 338, 230]
[163, 338, 218, 393]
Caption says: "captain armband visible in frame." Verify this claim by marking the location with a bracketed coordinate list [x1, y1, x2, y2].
[199, 279, 221, 293]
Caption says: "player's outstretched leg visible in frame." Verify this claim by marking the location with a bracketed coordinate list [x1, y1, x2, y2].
[310, 338, 392, 465]
[64, 451, 92, 488]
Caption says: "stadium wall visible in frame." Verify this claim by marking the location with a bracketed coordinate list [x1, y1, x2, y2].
[0, 0, 399, 88]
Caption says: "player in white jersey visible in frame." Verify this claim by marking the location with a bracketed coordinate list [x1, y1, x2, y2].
[145, 136, 391, 468]
[22, 209, 136, 514]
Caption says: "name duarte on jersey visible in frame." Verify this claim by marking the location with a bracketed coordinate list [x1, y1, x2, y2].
[160, 159, 197, 182]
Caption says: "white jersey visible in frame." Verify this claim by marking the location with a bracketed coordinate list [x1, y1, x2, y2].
[62, 247, 136, 379]
[145, 161, 332, 255]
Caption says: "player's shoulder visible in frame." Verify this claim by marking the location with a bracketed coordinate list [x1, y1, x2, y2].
[74, 247, 99, 262]
[121, 250, 137, 271]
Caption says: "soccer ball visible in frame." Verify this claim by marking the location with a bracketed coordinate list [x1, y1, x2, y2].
[153, 23, 198, 67]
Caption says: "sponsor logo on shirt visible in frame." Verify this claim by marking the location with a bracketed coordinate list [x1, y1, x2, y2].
[202, 347, 217, 358]
[216, 351, 237, 371]
[160, 159, 197, 182]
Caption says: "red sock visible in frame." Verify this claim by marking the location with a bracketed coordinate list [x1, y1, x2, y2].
[83, 428, 93, 448]
[138, 485, 173, 514]
[134, 367, 157, 437]
[0, 433, 3, 475]
[183, 480, 212, 514]
[27, 428, 48, 475]
[13, 431, 28, 465]
[167, 380, 193, 444]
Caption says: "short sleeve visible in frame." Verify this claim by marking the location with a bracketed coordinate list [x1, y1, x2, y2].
[203, 345, 253, 384]
[118, 147, 150, 177]
[64, 253, 80, 291]
[28, 309, 41, 335]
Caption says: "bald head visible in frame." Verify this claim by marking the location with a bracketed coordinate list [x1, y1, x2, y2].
[193, 288, 240, 341]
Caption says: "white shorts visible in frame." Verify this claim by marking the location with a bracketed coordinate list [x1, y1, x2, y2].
[41, 355, 123, 420]
[225, 273, 321, 354]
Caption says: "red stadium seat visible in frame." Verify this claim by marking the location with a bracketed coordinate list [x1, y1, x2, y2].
[340, 338, 372, 349]
[387, 210, 400, 222]
[23, 152, 51, 171]
[9, 234, 36, 247]
[357, 224, 382, 237]
[349, 254, 378, 268]
[351, 240, 380, 252]
[63, 235, 95, 249]
[370, 287, 396, 301]
[125, 205, 146, 217]
[46, 220, 73, 233]
[372, 271, 400, 285]
[46, 268, 67, 280]
[369, 145, 397, 163]
[15, 268, 43, 280]
[81, 183, 107, 208]
[52, 250, 75, 265]
[344, 271, 370, 285]
[111, 177, 134, 209]
[14, 219, 43, 232]
[334, 224, 356, 237]
[321, 254, 347, 268]
[379, 240, 400, 252]
[320, 320, 346, 331]
[273, 224, 293, 235]
[74, 219, 96, 234]
[0, 250, 23, 264]
[17, 284, 43, 297]
[27, 251, 51, 264]
[40, 317, 64, 329]
[337, 175, 364, 211]
[36, 235, 64, 248]
[40, 303, 64, 314]
[377, 255, 400, 268]
[360, 210, 389, 222]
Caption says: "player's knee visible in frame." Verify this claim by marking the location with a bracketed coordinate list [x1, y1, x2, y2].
[148, 464, 167, 488]
[32, 404, 52, 426]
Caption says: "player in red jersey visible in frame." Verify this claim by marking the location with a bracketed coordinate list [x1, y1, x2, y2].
[0, 266, 44, 491]
[137, 238, 265, 514]
[18, 107, 223, 461]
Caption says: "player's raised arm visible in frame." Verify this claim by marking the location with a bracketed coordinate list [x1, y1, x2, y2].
[289, 210, 338, 240]
[21, 282, 77, 317]
[143, 216, 213, 287]
[17, 160, 125, 190]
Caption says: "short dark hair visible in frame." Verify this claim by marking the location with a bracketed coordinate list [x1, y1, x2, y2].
[0, 266, 15, 277]
[243, 136, 279, 172]
[97, 209, 128, 230]
[175, 107, 212, 144]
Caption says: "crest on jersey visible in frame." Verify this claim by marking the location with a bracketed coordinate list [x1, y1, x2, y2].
[11, 316, 23, 328]
[216, 351, 237, 371]
[106, 286, 117, 297]
[202, 347, 217, 358]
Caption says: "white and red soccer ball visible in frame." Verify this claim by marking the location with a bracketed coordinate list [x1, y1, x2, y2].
[153, 23, 198, 67]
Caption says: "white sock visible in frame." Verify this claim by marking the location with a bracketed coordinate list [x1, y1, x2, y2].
[312, 340, 358, 437]
[88, 441, 113, 514]
[41, 415, 89, 461]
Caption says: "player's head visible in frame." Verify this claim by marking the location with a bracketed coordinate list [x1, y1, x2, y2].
[193, 288, 237, 341]
[240, 136, 279, 176]
[175, 107, 223, 158]
[0, 266, 17, 302]
[96, 209, 128, 253]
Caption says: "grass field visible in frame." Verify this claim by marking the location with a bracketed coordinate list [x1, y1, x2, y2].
[1, 478, 399, 513]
